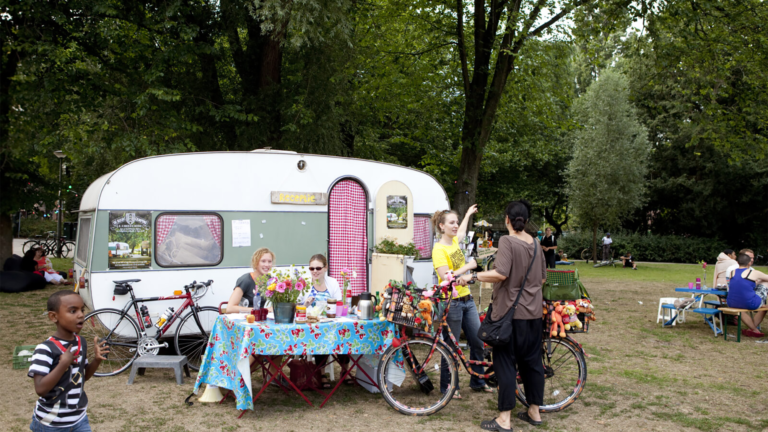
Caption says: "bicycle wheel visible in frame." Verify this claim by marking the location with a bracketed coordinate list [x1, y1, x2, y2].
[59, 242, 72, 258]
[174, 306, 219, 371]
[515, 337, 587, 413]
[80, 308, 140, 377]
[22, 240, 41, 254]
[579, 249, 591, 261]
[378, 336, 458, 416]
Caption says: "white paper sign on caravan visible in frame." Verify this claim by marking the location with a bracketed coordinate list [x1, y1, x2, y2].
[232, 220, 251, 247]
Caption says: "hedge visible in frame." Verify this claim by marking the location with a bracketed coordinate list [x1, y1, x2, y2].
[559, 231, 734, 264]
[17, 218, 59, 239]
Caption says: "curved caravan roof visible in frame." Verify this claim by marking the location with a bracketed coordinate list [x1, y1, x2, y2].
[79, 152, 449, 212]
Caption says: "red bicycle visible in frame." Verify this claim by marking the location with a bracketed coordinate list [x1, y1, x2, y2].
[377, 281, 587, 416]
[79, 279, 217, 377]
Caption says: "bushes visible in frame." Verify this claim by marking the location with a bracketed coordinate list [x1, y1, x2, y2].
[17, 218, 58, 238]
[559, 231, 732, 263]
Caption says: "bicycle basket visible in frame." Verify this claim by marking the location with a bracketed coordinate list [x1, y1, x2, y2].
[385, 286, 421, 330]
[543, 269, 588, 301]
[113, 285, 130, 296]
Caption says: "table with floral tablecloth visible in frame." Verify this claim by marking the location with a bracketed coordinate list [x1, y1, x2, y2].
[193, 314, 397, 410]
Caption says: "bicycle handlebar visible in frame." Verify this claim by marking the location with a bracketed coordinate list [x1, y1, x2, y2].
[184, 280, 213, 291]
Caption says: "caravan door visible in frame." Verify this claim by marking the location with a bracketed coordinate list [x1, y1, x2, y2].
[328, 178, 369, 296]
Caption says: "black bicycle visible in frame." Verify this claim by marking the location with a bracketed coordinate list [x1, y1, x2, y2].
[79, 279, 218, 377]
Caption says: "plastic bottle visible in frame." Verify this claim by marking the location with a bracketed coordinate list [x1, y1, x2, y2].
[155, 307, 175, 329]
[255, 292, 262, 309]
[346, 289, 352, 316]
[139, 305, 152, 328]
[695, 278, 701, 290]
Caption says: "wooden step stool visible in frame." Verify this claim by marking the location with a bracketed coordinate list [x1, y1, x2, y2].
[127, 355, 191, 385]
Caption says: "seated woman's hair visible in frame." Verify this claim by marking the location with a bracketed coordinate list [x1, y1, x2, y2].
[430, 210, 458, 235]
[723, 249, 734, 255]
[505, 200, 532, 232]
[251, 248, 275, 269]
[309, 254, 327, 267]
[737, 253, 752, 266]
[23, 247, 39, 261]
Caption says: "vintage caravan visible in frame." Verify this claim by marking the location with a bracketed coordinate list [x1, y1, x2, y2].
[73, 149, 449, 319]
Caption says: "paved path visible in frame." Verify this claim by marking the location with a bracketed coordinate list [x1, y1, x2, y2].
[13, 238, 26, 256]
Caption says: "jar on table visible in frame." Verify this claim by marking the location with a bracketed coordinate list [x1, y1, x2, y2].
[295, 305, 307, 324]
[326, 299, 337, 318]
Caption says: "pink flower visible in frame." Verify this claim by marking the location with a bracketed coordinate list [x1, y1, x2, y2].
[296, 280, 306, 290]
[264, 290, 274, 297]
[702, 262, 707, 269]
[276, 282, 286, 293]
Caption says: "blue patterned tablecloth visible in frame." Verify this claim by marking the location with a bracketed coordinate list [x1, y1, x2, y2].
[193, 315, 396, 410]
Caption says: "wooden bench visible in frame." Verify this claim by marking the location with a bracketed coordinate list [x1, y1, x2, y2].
[718, 307, 768, 342]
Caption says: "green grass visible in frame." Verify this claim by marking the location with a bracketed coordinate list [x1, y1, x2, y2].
[565, 261, 768, 285]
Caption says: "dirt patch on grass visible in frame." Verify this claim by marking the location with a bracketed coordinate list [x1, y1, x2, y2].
[2, 279, 767, 432]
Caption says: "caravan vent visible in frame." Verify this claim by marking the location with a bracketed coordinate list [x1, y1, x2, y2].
[251, 148, 298, 154]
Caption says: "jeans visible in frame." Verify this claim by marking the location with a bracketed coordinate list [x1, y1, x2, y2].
[31, 415, 91, 432]
[602, 244, 611, 260]
[440, 299, 486, 392]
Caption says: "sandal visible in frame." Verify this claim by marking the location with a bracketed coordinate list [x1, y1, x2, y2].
[471, 384, 494, 393]
[320, 377, 332, 389]
[343, 376, 356, 386]
[517, 411, 542, 426]
[480, 418, 513, 431]
[452, 391, 462, 400]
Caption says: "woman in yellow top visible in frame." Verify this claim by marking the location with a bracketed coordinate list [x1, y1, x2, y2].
[431, 204, 491, 398]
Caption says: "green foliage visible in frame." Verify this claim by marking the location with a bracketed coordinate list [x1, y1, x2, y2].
[17, 218, 59, 239]
[560, 231, 730, 264]
[374, 237, 421, 260]
[566, 69, 650, 250]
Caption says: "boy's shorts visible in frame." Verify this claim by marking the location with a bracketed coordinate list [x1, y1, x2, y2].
[755, 284, 768, 306]
[30, 414, 91, 432]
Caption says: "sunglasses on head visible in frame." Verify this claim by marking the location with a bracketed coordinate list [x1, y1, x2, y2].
[309, 266, 324, 271]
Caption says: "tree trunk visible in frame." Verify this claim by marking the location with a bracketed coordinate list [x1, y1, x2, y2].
[0, 215, 13, 265]
[592, 224, 598, 264]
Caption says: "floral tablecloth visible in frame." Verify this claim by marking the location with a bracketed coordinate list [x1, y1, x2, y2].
[193, 315, 397, 410]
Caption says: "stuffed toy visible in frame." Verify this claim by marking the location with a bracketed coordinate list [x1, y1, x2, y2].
[417, 299, 433, 328]
[402, 303, 415, 318]
[563, 304, 582, 331]
[550, 302, 566, 338]
[576, 299, 596, 321]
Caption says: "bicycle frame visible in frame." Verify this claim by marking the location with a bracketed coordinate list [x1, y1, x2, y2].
[100, 286, 201, 348]
[398, 288, 494, 381]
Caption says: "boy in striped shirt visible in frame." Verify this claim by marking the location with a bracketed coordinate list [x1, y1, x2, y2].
[28, 291, 109, 431]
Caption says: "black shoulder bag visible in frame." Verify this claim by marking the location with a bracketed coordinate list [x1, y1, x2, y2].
[477, 241, 538, 347]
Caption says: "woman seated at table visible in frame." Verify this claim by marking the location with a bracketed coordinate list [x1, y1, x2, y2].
[298, 254, 351, 388]
[226, 248, 285, 384]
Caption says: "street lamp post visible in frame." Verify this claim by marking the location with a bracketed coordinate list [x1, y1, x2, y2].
[54, 150, 66, 258]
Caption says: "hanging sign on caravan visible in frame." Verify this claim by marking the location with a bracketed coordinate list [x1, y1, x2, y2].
[271, 191, 328, 205]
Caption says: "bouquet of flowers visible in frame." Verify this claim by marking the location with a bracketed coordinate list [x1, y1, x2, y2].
[339, 268, 356, 300]
[257, 266, 309, 304]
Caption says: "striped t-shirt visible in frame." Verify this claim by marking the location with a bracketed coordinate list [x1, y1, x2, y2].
[28, 336, 89, 427]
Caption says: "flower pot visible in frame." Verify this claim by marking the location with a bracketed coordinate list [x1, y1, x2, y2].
[274, 302, 296, 324]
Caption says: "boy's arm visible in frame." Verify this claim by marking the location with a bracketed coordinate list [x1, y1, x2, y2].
[84, 337, 108, 381]
[32, 351, 74, 397]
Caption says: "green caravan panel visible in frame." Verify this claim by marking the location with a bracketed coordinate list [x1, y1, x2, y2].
[91, 211, 111, 270]
[219, 212, 328, 267]
[93, 211, 328, 270]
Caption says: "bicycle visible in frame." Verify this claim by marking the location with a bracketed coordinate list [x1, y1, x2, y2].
[377, 281, 587, 416]
[23, 231, 75, 258]
[79, 279, 218, 377]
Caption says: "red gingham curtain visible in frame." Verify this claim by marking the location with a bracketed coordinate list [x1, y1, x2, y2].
[329, 179, 368, 296]
[156, 215, 177, 246]
[413, 216, 432, 259]
[204, 216, 222, 246]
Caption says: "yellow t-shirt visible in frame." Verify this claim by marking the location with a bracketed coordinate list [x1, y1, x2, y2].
[432, 237, 471, 298]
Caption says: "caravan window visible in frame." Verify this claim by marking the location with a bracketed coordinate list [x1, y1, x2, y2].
[155, 214, 223, 267]
[75, 217, 91, 264]
[414, 215, 432, 260]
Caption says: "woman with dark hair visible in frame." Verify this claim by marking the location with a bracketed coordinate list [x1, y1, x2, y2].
[299, 254, 351, 387]
[457, 200, 546, 431]
[20, 248, 45, 275]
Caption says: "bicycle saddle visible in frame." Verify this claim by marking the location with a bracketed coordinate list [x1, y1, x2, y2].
[112, 279, 141, 284]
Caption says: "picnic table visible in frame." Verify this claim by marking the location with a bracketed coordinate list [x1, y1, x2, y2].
[664, 288, 727, 335]
[193, 314, 397, 412]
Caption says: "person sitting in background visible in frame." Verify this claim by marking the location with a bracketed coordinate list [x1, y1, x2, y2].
[713, 249, 737, 287]
[726, 249, 753, 280]
[727, 253, 768, 338]
[620, 252, 637, 270]
[37, 251, 71, 285]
